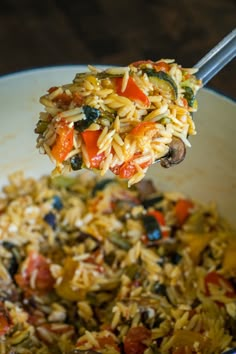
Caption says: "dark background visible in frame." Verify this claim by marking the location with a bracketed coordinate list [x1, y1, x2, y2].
[1, 0, 235, 98]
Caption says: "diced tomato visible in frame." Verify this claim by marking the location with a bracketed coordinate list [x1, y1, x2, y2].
[148, 210, 165, 225]
[147, 210, 169, 238]
[51, 121, 74, 163]
[90, 153, 105, 168]
[175, 199, 194, 226]
[183, 72, 191, 80]
[141, 234, 149, 244]
[72, 92, 84, 106]
[182, 97, 189, 108]
[111, 153, 152, 179]
[152, 61, 170, 72]
[115, 76, 150, 107]
[53, 93, 72, 106]
[15, 251, 55, 294]
[110, 164, 121, 176]
[99, 324, 114, 332]
[48, 86, 58, 93]
[118, 161, 138, 179]
[98, 334, 120, 352]
[111, 123, 156, 178]
[0, 302, 12, 336]
[124, 326, 151, 354]
[130, 60, 170, 72]
[204, 271, 236, 298]
[81, 130, 105, 168]
[129, 121, 157, 137]
[130, 60, 154, 67]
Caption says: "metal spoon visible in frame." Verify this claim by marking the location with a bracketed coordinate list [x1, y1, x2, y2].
[195, 28, 236, 85]
[158, 28, 236, 167]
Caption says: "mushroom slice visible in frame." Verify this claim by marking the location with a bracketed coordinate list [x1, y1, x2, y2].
[160, 137, 186, 168]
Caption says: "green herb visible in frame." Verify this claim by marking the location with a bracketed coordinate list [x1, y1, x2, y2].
[51, 176, 76, 188]
[182, 86, 196, 107]
[34, 120, 49, 134]
[109, 232, 131, 250]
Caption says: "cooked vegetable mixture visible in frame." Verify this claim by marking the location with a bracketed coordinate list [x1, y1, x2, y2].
[0, 171, 235, 353]
[35, 60, 201, 185]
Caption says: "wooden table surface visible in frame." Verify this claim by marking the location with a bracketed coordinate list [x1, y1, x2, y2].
[1, 0, 235, 98]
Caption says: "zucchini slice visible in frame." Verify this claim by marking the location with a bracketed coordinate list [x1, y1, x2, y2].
[182, 86, 196, 107]
[143, 69, 178, 100]
[92, 178, 114, 196]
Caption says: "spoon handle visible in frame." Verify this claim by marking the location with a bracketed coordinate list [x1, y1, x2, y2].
[195, 28, 236, 85]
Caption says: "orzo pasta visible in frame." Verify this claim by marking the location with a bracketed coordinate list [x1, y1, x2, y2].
[35, 60, 202, 186]
[0, 171, 235, 353]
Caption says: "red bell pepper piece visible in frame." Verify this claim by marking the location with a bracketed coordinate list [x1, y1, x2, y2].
[48, 86, 58, 93]
[130, 60, 170, 73]
[152, 61, 170, 72]
[51, 121, 74, 163]
[115, 76, 150, 107]
[53, 93, 72, 105]
[124, 326, 151, 354]
[175, 199, 194, 226]
[204, 271, 236, 298]
[129, 121, 156, 137]
[111, 153, 152, 179]
[182, 97, 189, 108]
[15, 251, 55, 294]
[81, 130, 105, 168]
[118, 161, 138, 179]
[130, 60, 154, 67]
[72, 92, 84, 106]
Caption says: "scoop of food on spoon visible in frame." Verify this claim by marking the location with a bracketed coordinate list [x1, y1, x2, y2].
[35, 28, 236, 186]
